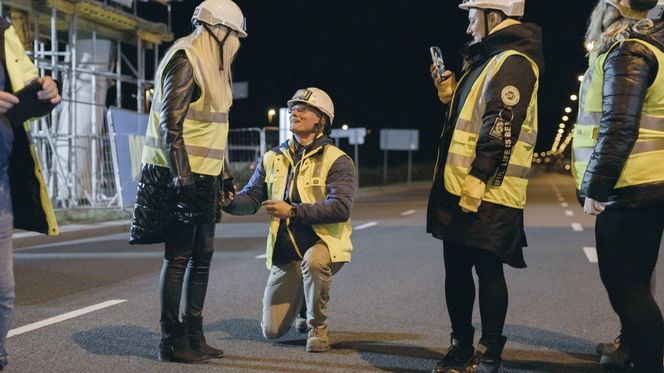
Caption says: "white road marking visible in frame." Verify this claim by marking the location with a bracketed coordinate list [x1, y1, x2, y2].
[7, 299, 127, 338]
[354, 222, 378, 230]
[565, 210, 574, 217]
[401, 210, 416, 216]
[583, 247, 598, 263]
[571, 223, 584, 232]
[255, 254, 267, 259]
[14, 252, 162, 259]
[561, 202, 569, 208]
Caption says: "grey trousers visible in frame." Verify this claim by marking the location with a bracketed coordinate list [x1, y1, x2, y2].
[0, 210, 13, 368]
[261, 242, 343, 339]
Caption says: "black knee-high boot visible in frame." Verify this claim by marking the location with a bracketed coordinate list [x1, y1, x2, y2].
[183, 257, 223, 358]
[158, 258, 209, 364]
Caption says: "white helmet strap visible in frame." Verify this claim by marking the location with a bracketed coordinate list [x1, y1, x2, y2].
[201, 23, 232, 71]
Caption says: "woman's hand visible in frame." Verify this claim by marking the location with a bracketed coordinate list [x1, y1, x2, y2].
[37, 76, 61, 104]
[583, 197, 605, 215]
[430, 64, 456, 104]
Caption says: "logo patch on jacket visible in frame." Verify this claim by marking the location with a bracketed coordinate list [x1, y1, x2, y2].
[501, 85, 520, 107]
[489, 117, 505, 139]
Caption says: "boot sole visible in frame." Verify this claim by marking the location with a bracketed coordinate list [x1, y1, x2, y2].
[158, 353, 209, 364]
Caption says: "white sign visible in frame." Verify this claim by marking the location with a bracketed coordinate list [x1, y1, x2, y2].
[330, 127, 366, 145]
[278, 107, 291, 143]
[232, 81, 249, 100]
[380, 129, 419, 151]
[110, 0, 133, 7]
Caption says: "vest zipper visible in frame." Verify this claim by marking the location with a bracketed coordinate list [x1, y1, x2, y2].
[284, 150, 306, 259]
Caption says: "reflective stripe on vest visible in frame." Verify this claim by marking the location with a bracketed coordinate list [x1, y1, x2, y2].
[443, 50, 539, 209]
[262, 141, 353, 269]
[141, 45, 230, 176]
[572, 39, 664, 190]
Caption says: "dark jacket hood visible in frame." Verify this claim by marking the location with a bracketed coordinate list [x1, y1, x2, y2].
[462, 22, 545, 75]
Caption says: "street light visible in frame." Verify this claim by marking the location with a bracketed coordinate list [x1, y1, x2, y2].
[267, 108, 276, 124]
[570, 94, 578, 101]
[562, 115, 569, 121]
[564, 107, 572, 113]
[578, 75, 584, 82]
[342, 124, 349, 130]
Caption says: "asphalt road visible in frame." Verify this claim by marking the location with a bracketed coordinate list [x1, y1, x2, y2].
[6, 170, 662, 372]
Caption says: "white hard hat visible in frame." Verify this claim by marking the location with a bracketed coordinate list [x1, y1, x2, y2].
[192, 0, 247, 38]
[606, 0, 660, 20]
[287, 88, 335, 124]
[648, 0, 664, 19]
[458, 0, 525, 17]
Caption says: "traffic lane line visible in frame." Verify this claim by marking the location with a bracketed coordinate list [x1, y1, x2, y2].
[571, 223, 583, 232]
[401, 210, 416, 216]
[565, 210, 574, 217]
[354, 222, 378, 230]
[583, 247, 598, 263]
[7, 299, 127, 338]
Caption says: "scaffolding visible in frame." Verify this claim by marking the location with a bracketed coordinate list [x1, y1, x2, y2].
[1, 0, 176, 208]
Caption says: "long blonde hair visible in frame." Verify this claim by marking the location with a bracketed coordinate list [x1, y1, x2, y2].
[586, 0, 654, 54]
[158, 24, 240, 111]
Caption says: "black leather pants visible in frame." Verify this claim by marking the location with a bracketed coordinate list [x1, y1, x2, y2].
[159, 221, 215, 341]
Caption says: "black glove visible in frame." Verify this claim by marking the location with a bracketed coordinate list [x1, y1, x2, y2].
[220, 177, 236, 207]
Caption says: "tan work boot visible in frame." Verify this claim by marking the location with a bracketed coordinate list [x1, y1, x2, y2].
[306, 327, 330, 352]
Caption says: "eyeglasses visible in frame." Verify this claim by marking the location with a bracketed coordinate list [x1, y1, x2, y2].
[288, 104, 320, 116]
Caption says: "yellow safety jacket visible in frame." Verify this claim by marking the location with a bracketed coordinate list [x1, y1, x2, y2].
[141, 43, 229, 176]
[262, 140, 353, 269]
[572, 39, 664, 190]
[443, 50, 539, 209]
[5, 24, 58, 235]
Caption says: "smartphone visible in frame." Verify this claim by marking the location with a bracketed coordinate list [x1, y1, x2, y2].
[430, 46, 446, 81]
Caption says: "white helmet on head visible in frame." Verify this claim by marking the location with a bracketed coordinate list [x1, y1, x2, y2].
[192, 0, 247, 38]
[458, 0, 525, 17]
[605, 0, 660, 20]
[287, 87, 335, 125]
[647, 0, 664, 19]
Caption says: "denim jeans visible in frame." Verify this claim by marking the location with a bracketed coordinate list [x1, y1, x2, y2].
[0, 117, 14, 368]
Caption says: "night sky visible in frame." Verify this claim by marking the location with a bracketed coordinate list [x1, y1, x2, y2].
[139, 0, 597, 166]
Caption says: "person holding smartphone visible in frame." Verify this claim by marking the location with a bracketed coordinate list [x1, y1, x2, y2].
[426, 1, 543, 372]
[223, 87, 355, 353]
[0, 17, 61, 371]
[129, 0, 245, 364]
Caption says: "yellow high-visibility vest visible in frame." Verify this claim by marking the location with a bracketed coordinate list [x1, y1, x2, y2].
[262, 140, 353, 269]
[572, 39, 664, 190]
[141, 43, 229, 176]
[443, 50, 539, 209]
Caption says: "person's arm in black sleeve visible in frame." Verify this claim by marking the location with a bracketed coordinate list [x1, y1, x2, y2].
[469, 55, 537, 182]
[294, 155, 355, 224]
[223, 157, 268, 215]
[159, 50, 196, 188]
[582, 41, 657, 201]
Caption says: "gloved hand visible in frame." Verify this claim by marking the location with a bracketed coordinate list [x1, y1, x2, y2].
[458, 175, 486, 213]
[220, 177, 236, 207]
[430, 65, 457, 104]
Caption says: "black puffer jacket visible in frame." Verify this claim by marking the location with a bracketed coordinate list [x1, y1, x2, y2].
[580, 21, 664, 208]
[130, 51, 224, 244]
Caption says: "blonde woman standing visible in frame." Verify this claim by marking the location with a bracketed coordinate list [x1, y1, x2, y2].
[572, 1, 664, 371]
[129, 0, 245, 364]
